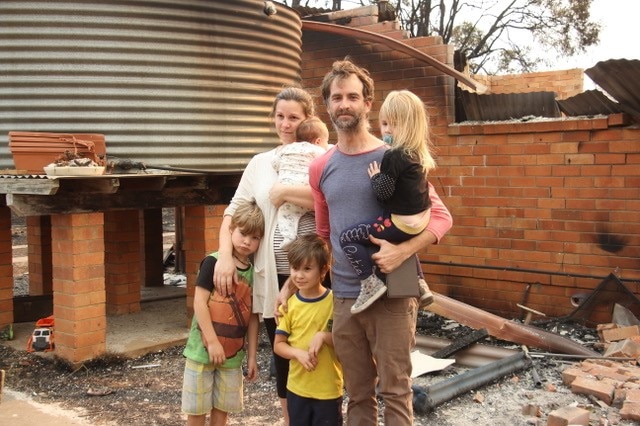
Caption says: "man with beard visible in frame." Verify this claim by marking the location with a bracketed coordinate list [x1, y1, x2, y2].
[308, 59, 453, 424]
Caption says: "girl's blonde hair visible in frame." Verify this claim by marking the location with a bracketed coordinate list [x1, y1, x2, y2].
[379, 90, 436, 174]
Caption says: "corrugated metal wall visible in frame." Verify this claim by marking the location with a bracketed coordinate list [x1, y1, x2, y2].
[0, 0, 302, 172]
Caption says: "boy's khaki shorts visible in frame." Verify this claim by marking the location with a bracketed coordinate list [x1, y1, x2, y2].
[181, 358, 244, 415]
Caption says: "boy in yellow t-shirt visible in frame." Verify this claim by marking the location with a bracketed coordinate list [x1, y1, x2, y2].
[274, 234, 343, 425]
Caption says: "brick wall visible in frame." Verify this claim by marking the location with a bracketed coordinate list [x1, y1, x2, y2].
[0, 207, 12, 326]
[473, 69, 584, 100]
[51, 213, 106, 363]
[297, 7, 640, 322]
[183, 205, 224, 319]
[438, 115, 640, 321]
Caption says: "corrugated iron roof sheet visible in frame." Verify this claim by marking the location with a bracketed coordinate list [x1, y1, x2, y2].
[556, 90, 622, 117]
[459, 91, 561, 122]
[584, 59, 640, 119]
[0, 0, 303, 172]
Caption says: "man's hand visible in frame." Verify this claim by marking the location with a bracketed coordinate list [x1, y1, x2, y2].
[369, 235, 408, 273]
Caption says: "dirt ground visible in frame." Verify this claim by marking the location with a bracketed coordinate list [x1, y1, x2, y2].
[2, 214, 636, 425]
[1, 313, 636, 426]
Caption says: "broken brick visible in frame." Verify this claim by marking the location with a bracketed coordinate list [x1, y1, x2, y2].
[561, 366, 591, 385]
[580, 361, 634, 382]
[626, 388, 640, 402]
[522, 403, 541, 417]
[601, 325, 640, 342]
[597, 323, 618, 341]
[620, 400, 640, 421]
[546, 405, 590, 426]
[603, 339, 640, 358]
[571, 376, 616, 405]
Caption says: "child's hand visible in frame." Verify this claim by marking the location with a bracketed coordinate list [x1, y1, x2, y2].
[245, 360, 259, 382]
[294, 348, 318, 372]
[206, 341, 227, 366]
[368, 161, 381, 178]
[307, 332, 325, 361]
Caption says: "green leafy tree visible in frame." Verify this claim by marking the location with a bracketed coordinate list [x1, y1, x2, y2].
[294, 0, 600, 75]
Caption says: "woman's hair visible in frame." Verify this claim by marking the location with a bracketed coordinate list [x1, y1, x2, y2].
[286, 234, 331, 274]
[320, 59, 374, 106]
[270, 86, 315, 118]
[230, 200, 264, 238]
[379, 90, 436, 173]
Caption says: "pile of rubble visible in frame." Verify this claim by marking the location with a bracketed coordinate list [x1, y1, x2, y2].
[411, 295, 640, 425]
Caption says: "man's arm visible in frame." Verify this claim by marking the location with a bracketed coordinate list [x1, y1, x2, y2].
[371, 183, 452, 273]
[309, 155, 330, 238]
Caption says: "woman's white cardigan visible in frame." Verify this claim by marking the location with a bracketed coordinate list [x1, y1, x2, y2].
[224, 148, 280, 319]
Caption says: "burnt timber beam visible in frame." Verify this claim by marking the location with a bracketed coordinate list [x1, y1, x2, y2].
[2, 173, 240, 216]
[7, 188, 220, 216]
[0, 179, 60, 195]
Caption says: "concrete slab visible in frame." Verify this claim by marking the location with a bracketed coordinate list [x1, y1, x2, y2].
[0, 389, 99, 425]
[5, 289, 188, 359]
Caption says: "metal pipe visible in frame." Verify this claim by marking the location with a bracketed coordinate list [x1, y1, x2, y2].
[301, 21, 488, 94]
[528, 352, 631, 361]
[414, 335, 519, 368]
[414, 352, 532, 413]
[530, 364, 543, 388]
[426, 292, 601, 358]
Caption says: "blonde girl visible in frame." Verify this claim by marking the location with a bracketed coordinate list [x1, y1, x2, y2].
[339, 89, 436, 314]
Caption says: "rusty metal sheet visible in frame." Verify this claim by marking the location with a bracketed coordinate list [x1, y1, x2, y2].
[585, 59, 640, 118]
[0, 1, 303, 172]
[460, 90, 561, 122]
[557, 89, 622, 117]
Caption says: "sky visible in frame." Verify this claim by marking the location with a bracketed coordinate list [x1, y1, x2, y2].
[557, 0, 639, 83]
[305, 0, 640, 87]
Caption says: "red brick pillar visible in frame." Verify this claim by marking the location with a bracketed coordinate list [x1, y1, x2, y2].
[104, 210, 141, 315]
[51, 212, 105, 364]
[0, 206, 13, 328]
[183, 205, 222, 319]
[26, 216, 53, 295]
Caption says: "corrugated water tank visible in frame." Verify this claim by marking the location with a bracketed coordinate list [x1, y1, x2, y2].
[0, 0, 303, 172]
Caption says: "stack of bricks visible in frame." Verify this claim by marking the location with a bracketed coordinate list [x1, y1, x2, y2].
[472, 68, 584, 100]
[597, 323, 640, 358]
[561, 359, 640, 422]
